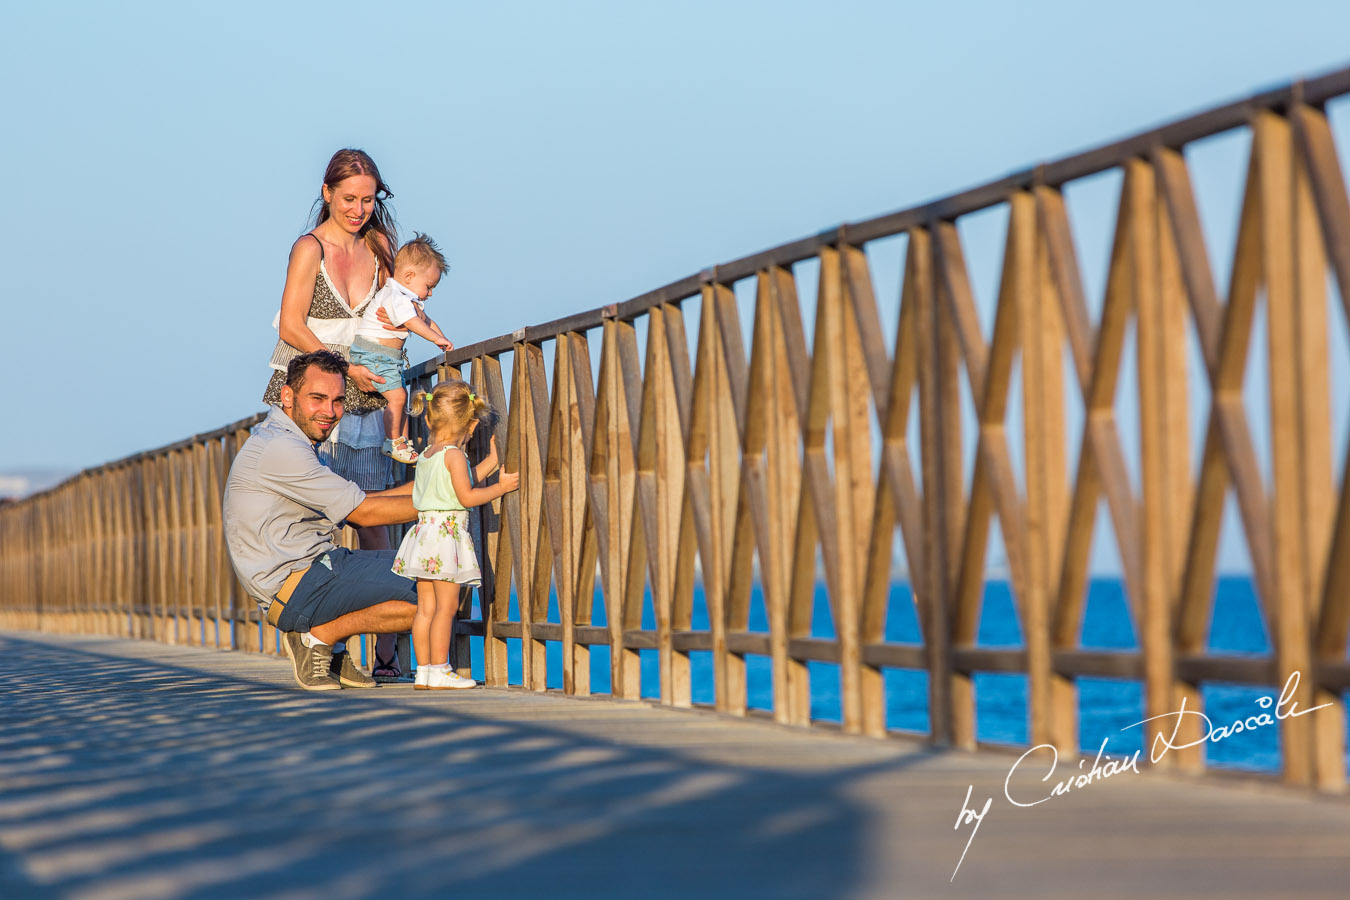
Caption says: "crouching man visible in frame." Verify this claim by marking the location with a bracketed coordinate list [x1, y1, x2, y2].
[224, 349, 418, 691]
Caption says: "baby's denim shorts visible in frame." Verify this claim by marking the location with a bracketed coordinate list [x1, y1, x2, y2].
[350, 336, 407, 395]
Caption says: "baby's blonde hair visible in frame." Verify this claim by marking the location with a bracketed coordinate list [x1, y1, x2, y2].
[395, 232, 449, 276]
[411, 379, 491, 441]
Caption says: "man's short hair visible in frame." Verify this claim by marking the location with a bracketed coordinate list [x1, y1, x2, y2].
[395, 232, 449, 276]
[286, 349, 349, 392]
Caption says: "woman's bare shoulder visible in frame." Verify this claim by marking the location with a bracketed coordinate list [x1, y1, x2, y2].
[288, 233, 324, 265]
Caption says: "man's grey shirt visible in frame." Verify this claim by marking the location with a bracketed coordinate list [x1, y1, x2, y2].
[223, 406, 366, 610]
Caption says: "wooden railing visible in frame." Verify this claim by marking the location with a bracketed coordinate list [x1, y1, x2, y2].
[5, 66, 1350, 790]
[0, 414, 265, 648]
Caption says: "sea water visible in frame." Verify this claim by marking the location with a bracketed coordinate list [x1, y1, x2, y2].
[460, 575, 1344, 774]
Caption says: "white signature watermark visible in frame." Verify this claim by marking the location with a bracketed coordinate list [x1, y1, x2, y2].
[950, 670, 1330, 881]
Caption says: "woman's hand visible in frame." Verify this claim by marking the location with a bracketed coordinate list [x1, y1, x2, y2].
[375, 306, 407, 332]
[347, 363, 384, 394]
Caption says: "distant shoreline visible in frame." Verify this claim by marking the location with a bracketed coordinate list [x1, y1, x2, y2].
[0, 468, 75, 500]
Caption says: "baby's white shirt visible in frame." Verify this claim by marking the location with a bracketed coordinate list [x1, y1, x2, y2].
[354, 278, 423, 343]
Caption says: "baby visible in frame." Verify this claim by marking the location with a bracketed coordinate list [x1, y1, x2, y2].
[349, 233, 454, 464]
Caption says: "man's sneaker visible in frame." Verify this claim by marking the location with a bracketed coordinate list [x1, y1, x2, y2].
[424, 666, 476, 690]
[331, 649, 377, 688]
[281, 631, 341, 692]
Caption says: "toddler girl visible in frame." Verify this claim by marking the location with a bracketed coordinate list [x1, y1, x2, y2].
[393, 379, 520, 689]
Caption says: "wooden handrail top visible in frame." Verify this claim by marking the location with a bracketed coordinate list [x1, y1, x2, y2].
[407, 61, 1350, 379]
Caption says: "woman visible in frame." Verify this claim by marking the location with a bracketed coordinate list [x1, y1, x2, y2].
[263, 148, 406, 679]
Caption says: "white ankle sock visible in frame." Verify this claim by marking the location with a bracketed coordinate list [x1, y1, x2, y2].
[301, 632, 329, 649]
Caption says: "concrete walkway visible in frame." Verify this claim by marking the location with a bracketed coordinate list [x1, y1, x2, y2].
[1, 630, 1348, 899]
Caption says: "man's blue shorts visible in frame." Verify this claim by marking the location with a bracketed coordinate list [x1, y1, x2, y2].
[274, 548, 416, 633]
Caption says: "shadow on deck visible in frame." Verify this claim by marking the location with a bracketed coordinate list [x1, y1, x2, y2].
[2, 631, 1349, 900]
[0, 632, 915, 900]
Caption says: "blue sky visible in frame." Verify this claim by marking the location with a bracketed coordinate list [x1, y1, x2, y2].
[4, 1, 1350, 525]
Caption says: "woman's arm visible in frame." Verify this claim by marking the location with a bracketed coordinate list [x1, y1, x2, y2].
[447, 447, 518, 508]
[276, 237, 326, 352]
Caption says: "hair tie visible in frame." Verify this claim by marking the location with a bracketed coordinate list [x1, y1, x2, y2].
[468, 392, 478, 402]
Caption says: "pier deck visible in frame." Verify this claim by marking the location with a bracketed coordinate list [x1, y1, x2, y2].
[1, 630, 1347, 899]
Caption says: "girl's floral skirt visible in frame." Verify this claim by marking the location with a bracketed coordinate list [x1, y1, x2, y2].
[392, 510, 481, 585]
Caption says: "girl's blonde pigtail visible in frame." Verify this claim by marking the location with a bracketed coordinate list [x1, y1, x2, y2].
[410, 390, 432, 417]
[469, 392, 488, 419]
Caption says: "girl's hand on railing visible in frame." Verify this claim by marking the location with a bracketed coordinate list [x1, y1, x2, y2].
[497, 469, 520, 495]
[347, 364, 383, 394]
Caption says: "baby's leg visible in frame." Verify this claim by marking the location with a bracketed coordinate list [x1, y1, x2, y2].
[412, 579, 436, 669]
[428, 581, 461, 667]
[384, 386, 408, 441]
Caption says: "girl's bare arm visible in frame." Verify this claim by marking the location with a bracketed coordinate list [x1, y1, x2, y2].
[474, 435, 501, 481]
[446, 447, 519, 508]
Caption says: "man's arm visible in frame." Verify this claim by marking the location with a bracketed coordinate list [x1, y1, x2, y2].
[346, 491, 416, 527]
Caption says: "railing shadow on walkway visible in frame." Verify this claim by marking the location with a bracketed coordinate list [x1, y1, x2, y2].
[0, 633, 927, 900]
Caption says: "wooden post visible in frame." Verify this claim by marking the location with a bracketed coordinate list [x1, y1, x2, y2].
[838, 244, 887, 737]
[1294, 101, 1350, 793]
[712, 282, 754, 717]
[477, 354, 513, 686]
[1252, 110, 1317, 788]
[602, 318, 642, 699]
[633, 305, 687, 706]
[909, 225, 957, 746]
[514, 341, 550, 691]
[567, 333, 598, 697]
[756, 268, 807, 726]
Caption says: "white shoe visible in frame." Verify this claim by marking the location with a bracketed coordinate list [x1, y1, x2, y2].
[424, 666, 476, 690]
[383, 437, 419, 464]
[414, 666, 429, 690]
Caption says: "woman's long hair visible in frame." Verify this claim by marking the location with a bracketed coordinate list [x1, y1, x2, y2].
[311, 148, 397, 285]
